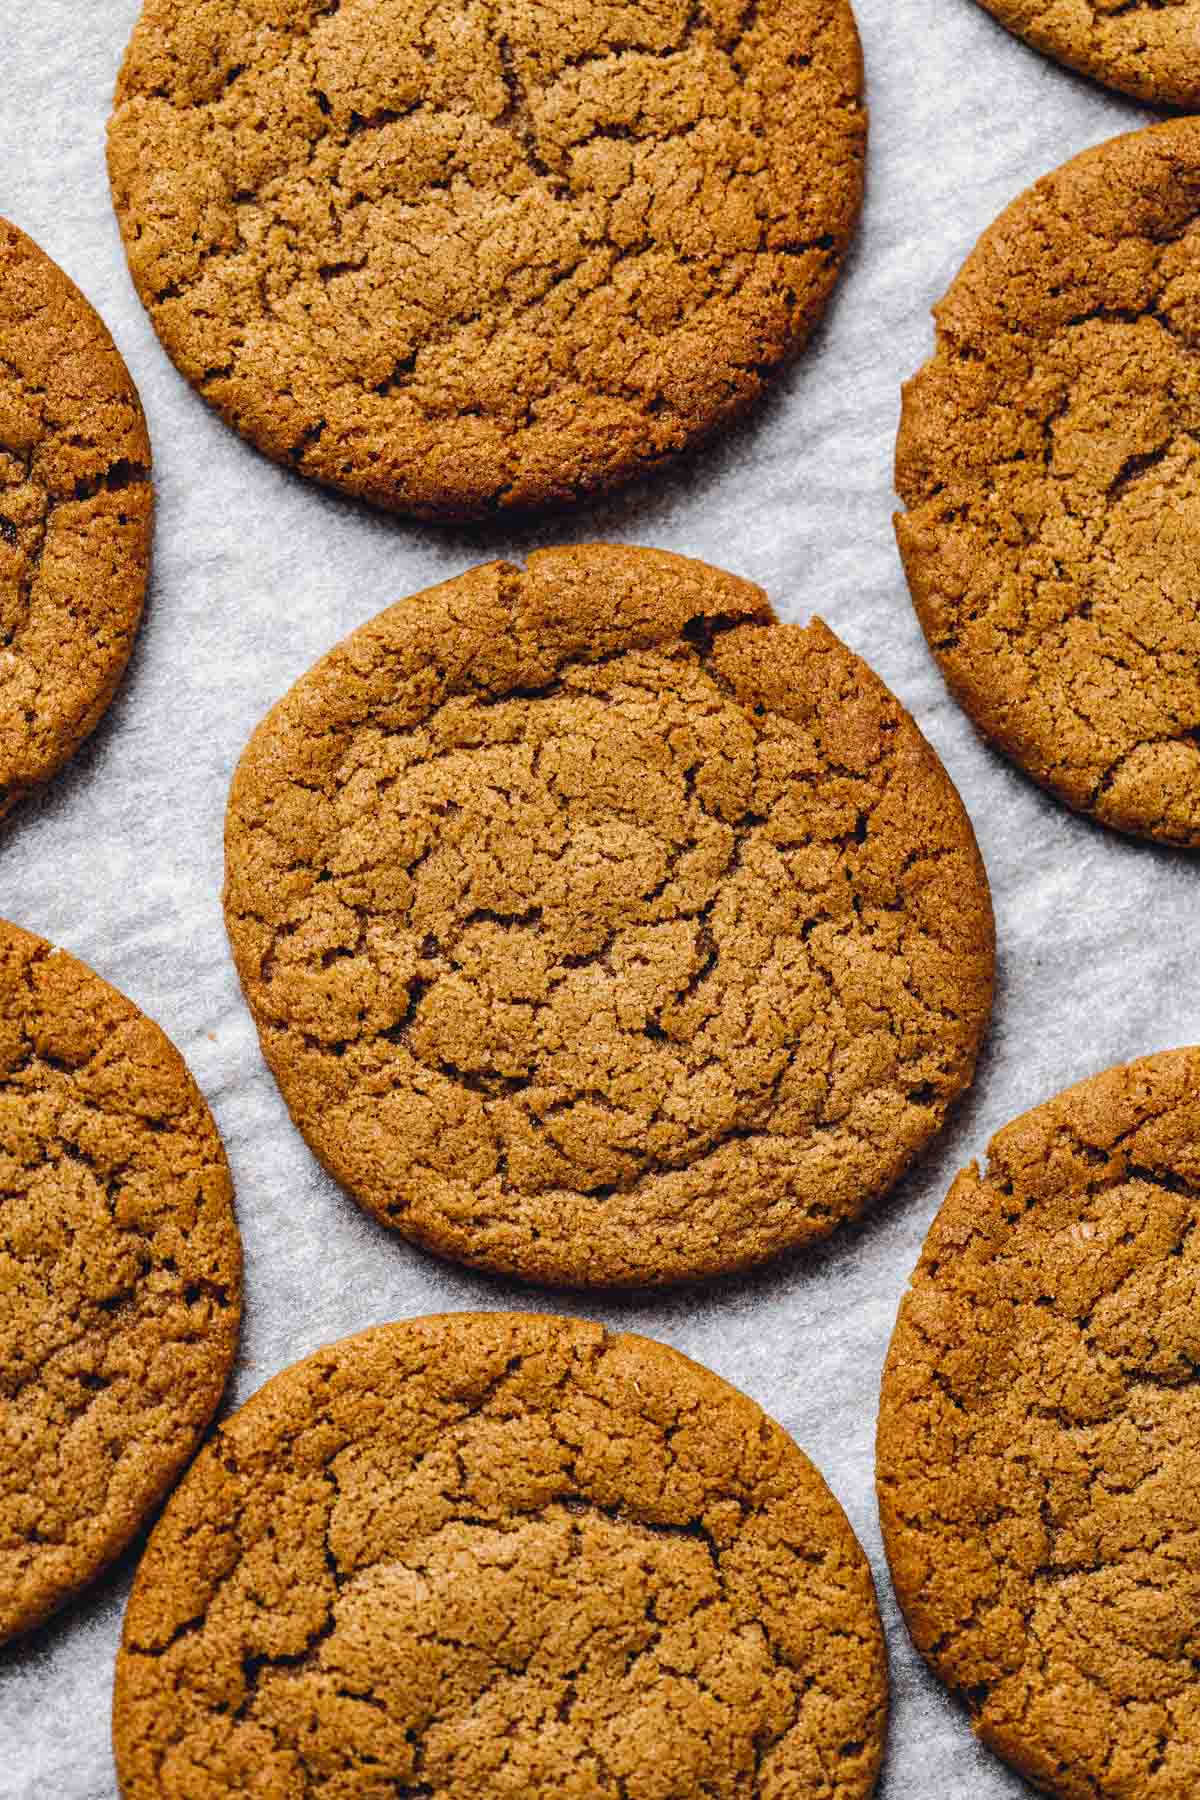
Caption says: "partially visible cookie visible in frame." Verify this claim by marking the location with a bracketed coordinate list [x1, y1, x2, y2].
[878, 1048, 1200, 1798]
[107, 0, 865, 519]
[114, 1311, 888, 1799]
[896, 120, 1200, 847]
[0, 220, 152, 819]
[0, 921, 240, 1643]
[224, 543, 994, 1287]
[972, 0, 1200, 107]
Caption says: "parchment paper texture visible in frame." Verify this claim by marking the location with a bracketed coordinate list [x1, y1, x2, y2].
[0, 4, 1191, 1796]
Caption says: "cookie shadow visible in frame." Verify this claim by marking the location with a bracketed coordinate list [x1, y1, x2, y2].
[429, 236, 871, 566]
[222, 193, 872, 584]
[332, 1000, 1009, 1334]
[0, 1518, 137, 1676]
[0, 545, 158, 861]
[958, 1, 1167, 122]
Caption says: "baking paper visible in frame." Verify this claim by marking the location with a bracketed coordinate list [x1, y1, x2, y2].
[0, 4, 1186, 1794]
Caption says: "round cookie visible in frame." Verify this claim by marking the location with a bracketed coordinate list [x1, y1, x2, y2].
[114, 1311, 888, 1799]
[107, 0, 865, 520]
[877, 1047, 1200, 1798]
[895, 120, 1200, 848]
[0, 921, 240, 1643]
[223, 543, 995, 1287]
[971, 0, 1200, 107]
[0, 221, 152, 820]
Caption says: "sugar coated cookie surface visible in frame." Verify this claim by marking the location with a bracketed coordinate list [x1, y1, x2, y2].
[878, 1047, 1200, 1798]
[108, 0, 865, 519]
[114, 1311, 887, 1799]
[896, 120, 1200, 848]
[0, 221, 152, 819]
[973, 0, 1200, 106]
[0, 921, 240, 1643]
[223, 544, 994, 1286]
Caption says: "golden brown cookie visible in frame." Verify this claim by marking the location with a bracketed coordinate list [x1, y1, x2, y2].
[107, 0, 865, 520]
[0, 921, 241, 1644]
[877, 1047, 1200, 1798]
[895, 120, 1200, 849]
[223, 543, 994, 1287]
[114, 1310, 888, 1799]
[972, 0, 1200, 107]
[0, 221, 152, 820]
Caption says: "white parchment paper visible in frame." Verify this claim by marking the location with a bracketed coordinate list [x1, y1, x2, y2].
[0, 4, 1190, 1794]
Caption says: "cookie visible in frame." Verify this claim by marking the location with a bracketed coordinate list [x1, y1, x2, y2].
[0, 921, 241, 1643]
[0, 221, 152, 820]
[895, 120, 1200, 848]
[107, 0, 865, 520]
[223, 543, 994, 1287]
[972, 0, 1200, 107]
[114, 1310, 888, 1798]
[877, 1048, 1200, 1798]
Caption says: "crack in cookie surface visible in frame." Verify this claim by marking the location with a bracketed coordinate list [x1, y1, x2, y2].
[114, 1312, 887, 1798]
[896, 121, 1200, 847]
[107, 0, 865, 517]
[0, 922, 241, 1643]
[0, 223, 152, 817]
[223, 544, 994, 1286]
[878, 1047, 1200, 1799]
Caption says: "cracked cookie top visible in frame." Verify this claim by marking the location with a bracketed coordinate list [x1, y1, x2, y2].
[113, 1311, 888, 1799]
[895, 121, 1200, 848]
[0, 921, 241, 1644]
[971, 0, 1200, 106]
[878, 1047, 1200, 1799]
[222, 543, 994, 1287]
[0, 221, 152, 819]
[107, 0, 865, 519]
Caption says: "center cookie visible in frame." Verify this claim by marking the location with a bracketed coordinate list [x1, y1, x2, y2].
[114, 1312, 888, 1798]
[224, 545, 994, 1286]
[107, 0, 865, 519]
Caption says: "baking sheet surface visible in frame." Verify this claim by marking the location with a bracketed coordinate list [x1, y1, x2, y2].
[0, 4, 1186, 1794]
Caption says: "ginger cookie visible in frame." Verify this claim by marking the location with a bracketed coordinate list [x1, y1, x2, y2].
[877, 1047, 1200, 1798]
[971, 0, 1200, 107]
[0, 221, 152, 820]
[0, 921, 241, 1644]
[113, 1310, 888, 1799]
[896, 119, 1200, 849]
[107, 0, 865, 520]
[223, 543, 994, 1287]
